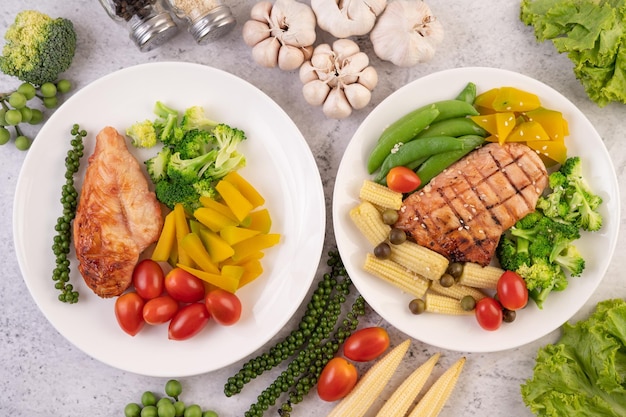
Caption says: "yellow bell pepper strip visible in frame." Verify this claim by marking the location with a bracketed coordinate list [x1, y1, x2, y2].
[198, 228, 235, 264]
[151, 210, 176, 262]
[223, 171, 265, 208]
[215, 180, 254, 222]
[492, 86, 541, 112]
[174, 203, 194, 267]
[237, 258, 264, 289]
[180, 232, 220, 274]
[246, 209, 272, 234]
[231, 233, 280, 262]
[219, 225, 260, 245]
[177, 264, 241, 293]
[199, 196, 239, 222]
[193, 206, 238, 232]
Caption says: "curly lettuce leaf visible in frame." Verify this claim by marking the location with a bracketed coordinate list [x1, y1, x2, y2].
[520, 0, 626, 107]
[521, 299, 626, 416]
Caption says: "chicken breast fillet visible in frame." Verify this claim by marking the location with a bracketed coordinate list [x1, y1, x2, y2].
[395, 142, 548, 266]
[73, 126, 162, 298]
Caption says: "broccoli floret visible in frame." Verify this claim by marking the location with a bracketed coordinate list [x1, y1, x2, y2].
[154, 179, 202, 213]
[126, 120, 158, 148]
[553, 244, 585, 277]
[496, 235, 530, 271]
[517, 259, 567, 309]
[177, 129, 214, 159]
[211, 123, 247, 170]
[166, 150, 218, 184]
[542, 156, 603, 232]
[192, 178, 218, 199]
[145, 146, 171, 183]
[180, 105, 219, 132]
[0, 10, 76, 85]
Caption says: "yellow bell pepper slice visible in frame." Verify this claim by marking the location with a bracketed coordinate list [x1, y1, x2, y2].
[247, 209, 272, 234]
[238, 259, 264, 289]
[216, 180, 254, 222]
[177, 264, 240, 293]
[180, 232, 220, 274]
[492, 87, 541, 112]
[232, 233, 280, 262]
[151, 210, 176, 262]
[194, 206, 238, 233]
[174, 203, 194, 267]
[223, 171, 265, 208]
[199, 196, 239, 222]
[199, 229, 235, 264]
[219, 225, 260, 245]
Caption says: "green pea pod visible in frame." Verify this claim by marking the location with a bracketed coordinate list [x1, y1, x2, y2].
[415, 135, 487, 186]
[455, 82, 477, 104]
[367, 105, 440, 174]
[374, 135, 482, 183]
[367, 100, 480, 174]
[415, 117, 488, 139]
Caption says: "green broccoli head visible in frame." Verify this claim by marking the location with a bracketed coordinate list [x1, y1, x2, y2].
[145, 146, 171, 183]
[496, 235, 531, 271]
[211, 123, 246, 172]
[192, 178, 218, 199]
[0, 10, 76, 85]
[167, 150, 217, 184]
[126, 120, 158, 148]
[180, 105, 218, 132]
[154, 179, 202, 213]
[517, 259, 567, 309]
[177, 129, 214, 159]
[552, 244, 585, 277]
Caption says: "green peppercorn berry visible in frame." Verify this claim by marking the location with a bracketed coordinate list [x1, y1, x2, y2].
[165, 379, 182, 400]
[125, 403, 142, 417]
[141, 391, 157, 407]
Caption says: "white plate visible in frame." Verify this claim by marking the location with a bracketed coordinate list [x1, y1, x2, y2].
[333, 67, 620, 352]
[13, 62, 325, 376]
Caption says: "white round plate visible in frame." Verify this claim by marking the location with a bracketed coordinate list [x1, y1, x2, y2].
[333, 67, 620, 352]
[14, 62, 325, 376]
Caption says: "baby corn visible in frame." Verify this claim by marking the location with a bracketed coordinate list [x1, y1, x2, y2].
[429, 279, 487, 302]
[389, 240, 449, 281]
[457, 262, 504, 290]
[327, 339, 411, 417]
[374, 352, 441, 417]
[359, 179, 403, 210]
[425, 293, 473, 315]
[363, 253, 430, 298]
[349, 201, 391, 246]
[407, 357, 466, 417]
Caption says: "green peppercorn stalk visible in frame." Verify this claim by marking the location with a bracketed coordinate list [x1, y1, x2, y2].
[224, 250, 367, 417]
[51, 123, 85, 303]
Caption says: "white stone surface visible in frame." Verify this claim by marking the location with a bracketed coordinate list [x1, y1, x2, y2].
[1, 1, 624, 416]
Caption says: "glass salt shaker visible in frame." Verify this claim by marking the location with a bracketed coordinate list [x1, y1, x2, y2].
[166, 0, 236, 44]
[98, 0, 179, 51]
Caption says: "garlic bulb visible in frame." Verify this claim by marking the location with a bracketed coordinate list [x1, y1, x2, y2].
[300, 39, 378, 119]
[242, 0, 317, 71]
[311, 0, 387, 38]
[370, 0, 444, 67]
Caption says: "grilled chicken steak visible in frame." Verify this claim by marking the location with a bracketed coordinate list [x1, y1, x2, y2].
[395, 142, 548, 266]
[74, 126, 162, 297]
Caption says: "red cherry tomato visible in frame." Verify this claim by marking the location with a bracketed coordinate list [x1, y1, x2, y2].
[475, 297, 503, 331]
[114, 292, 145, 336]
[317, 357, 358, 402]
[204, 289, 242, 326]
[132, 259, 165, 300]
[168, 303, 211, 341]
[343, 327, 390, 362]
[143, 295, 179, 325]
[164, 268, 206, 303]
[386, 166, 421, 193]
[497, 270, 529, 311]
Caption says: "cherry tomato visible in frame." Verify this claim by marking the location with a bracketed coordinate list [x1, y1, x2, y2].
[343, 327, 390, 362]
[386, 166, 421, 193]
[204, 289, 242, 326]
[143, 295, 179, 325]
[132, 259, 165, 300]
[317, 357, 358, 402]
[168, 303, 210, 341]
[164, 268, 206, 303]
[475, 297, 503, 331]
[497, 270, 529, 311]
[114, 292, 145, 336]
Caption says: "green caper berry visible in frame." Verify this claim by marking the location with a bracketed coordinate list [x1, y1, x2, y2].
[381, 209, 399, 225]
[409, 298, 426, 314]
[439, 273, 456, 288]
[460, 295, 476, 311]
[503, 309, 516, 323]
[446, 262, 464, 279]
[373, 242, 391, 259]
[388, 228, 407, 245]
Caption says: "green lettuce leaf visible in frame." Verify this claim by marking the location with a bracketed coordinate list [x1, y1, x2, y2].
[520, 0, 626, 107]
[521, 299, 626, 416]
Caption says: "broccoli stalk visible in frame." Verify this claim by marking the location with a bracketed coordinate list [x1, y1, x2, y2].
[167, 150, 218, 184]
[0, 10, 76, 85]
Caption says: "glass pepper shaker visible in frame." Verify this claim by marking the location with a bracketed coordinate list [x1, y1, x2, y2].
[166, 0, 236, 45]
[98, 0, 179, 52]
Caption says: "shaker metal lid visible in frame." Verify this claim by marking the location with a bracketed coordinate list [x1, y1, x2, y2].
[188, 5, 236, 45]
[131, 12, 179, 52]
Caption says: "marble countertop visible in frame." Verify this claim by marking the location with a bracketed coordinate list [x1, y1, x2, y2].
[1, 1, 624, 416]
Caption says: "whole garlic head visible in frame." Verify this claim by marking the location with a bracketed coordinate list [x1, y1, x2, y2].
[242, 0, 317, 71]
[300, 39, 378, 119]
[370, 0, 444, 67]
[311, 0, 387, 38]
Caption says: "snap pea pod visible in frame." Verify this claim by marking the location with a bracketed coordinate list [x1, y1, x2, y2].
[415, 135, 486, 187]
[415, 116, 488, 139]
[366, 99, 480, 174]
[455, 82, 477, 104]
[374, 134, 484, 183]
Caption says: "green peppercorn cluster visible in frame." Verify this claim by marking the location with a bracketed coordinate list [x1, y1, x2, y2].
[0, 79, 72, 150]
[51, 124, 85, 303]
[125, 379, 219, 417]
[224, 250, 366, 417]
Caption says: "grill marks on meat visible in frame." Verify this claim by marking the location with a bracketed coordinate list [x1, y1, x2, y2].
[73, 127, 163, 298]
[395, 142, 548, 266]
